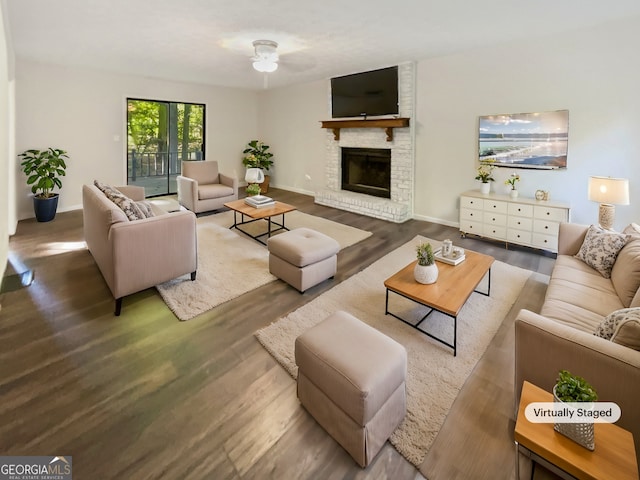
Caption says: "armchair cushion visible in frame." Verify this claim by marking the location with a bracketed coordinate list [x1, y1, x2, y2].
[199, 183, 235, 200]
[182, 160, 220, 184]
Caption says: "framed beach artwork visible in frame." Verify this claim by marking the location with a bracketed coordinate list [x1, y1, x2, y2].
[478, 110, 569, 169]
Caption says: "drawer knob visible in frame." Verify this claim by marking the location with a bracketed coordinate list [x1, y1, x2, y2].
[545, 225, 549, 230]
[517, 221, 521, 225]
[546, 212, 550, 216]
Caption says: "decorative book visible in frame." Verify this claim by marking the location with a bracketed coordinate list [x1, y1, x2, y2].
[434, 249, 466, 265]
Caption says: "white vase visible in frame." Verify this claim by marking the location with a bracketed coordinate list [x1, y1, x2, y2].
[510, 189, 518, 199]
[414, 263, 438, 284]
[480, 182, 490, 195]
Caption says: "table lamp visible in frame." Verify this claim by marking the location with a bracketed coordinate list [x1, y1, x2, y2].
[588, 176, 629, 230]
[245, 168, 264, 185]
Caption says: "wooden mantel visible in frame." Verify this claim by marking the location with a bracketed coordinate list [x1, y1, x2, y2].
[321, 118, 410, 142]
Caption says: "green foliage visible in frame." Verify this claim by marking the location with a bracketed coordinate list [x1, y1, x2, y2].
[555, 370, 598, 402]
[242, 140, 274, 171]
[246, 183, 261, 196]
[416, 242, 435, 266]
[475, 163, 495, 183]
[19, 148, 69, 198]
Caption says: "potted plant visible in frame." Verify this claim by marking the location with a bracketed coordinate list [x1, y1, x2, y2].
[245, 183, 261, 196]
[505, 173, 521, 198]
[242, 140, 274, 194]
[553, 369, 598, 450]
[19, 148, 69, 222]
[475, 163, 495, 195]
[414, 241, 438, 284]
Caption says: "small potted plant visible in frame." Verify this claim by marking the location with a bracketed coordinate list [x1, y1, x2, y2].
[414, 241, 438, 284]
[553, 370, 598, 450]
[242, 140, 274, 194]
[475, 163, 496, 195]
[245, 183, 261, 196]
[505, 173, 521, 198]
[19, 147, 69, 222]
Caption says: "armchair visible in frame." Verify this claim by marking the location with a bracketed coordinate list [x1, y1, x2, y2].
[177, 160, 238, 213]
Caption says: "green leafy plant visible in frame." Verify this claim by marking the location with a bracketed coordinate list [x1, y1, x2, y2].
[245, 183, 261, 196]
[242, 140, 274, 171]
[555, 370, 598, 403]
[19, 148, 69, 198]
[504, 173, 521, 190]
[475, 163, 495, 183]
[416, 242, 435, 266]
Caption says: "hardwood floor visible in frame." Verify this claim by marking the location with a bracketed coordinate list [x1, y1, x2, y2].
[0, 189, 554, 479]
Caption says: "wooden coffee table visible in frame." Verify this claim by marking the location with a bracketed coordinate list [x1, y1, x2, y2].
[515, 381, 639, 480]
[224, 199, 297, 245]
[383, 248, 494, 356]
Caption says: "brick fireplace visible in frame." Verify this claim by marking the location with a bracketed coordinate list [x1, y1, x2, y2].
[315, 62, 415, 223]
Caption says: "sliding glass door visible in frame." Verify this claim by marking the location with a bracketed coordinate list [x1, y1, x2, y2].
[127, 99, 205, 196]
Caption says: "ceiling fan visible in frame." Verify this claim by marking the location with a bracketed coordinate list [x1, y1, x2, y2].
[252, 40, 279, 73]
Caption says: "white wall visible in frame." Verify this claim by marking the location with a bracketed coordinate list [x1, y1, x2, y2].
[14, 60, 259, 219]
[260, 16, 640, 230]
[256, 79, 328, 195]
[0, 0, 15, 284]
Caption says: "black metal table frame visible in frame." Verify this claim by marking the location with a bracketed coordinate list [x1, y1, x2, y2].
[384, 268, 491, 356]
[229, 210, 289, 245]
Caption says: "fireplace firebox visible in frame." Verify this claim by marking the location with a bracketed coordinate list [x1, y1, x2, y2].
[341, 148, 391, 199]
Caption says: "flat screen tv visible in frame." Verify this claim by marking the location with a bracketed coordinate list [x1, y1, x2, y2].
[478, 110, 569, 169]
[331, 66, 399, 118]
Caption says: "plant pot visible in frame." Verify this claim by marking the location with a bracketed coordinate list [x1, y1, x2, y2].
[260, 174, 270, 194]
[414, 263, 438, 284]
[33, 194, 59, 222]
[480, 182, 490, 195]
[552, 385, 595, 451]
[510, 189, 518, 199]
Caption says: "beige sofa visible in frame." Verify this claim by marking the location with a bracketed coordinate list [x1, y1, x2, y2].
[82, 184, 197, 315]
[515, 222, 640, 462]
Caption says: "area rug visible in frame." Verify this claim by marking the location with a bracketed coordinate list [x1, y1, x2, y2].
[156, 211, 372, 321]
[254, 235, 531, 466]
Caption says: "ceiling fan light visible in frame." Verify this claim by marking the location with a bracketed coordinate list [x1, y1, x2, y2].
[253, 60, 278, 73]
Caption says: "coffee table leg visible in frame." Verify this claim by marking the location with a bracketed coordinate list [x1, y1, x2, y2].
[474, 267, 491, 297]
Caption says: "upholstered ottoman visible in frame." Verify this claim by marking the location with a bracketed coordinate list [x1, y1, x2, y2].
[295, 310, 407, 467]
[267, 227, 340, 292]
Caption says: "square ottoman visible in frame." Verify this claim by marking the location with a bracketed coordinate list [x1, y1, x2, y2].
[295, 310, 407, 467]
[267, 227, 340, 292]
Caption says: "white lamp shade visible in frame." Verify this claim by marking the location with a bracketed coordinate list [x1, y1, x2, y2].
[588, 176, 629, 205]
[245, 168, 264, 184]
[253, 60, 278, 73]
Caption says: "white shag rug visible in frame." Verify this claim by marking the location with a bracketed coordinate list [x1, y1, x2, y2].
[254, 235, 530, 466]
[156, 211, 371, 320]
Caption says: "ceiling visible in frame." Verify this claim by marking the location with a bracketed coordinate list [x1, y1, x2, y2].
[5, 0, 640, 91]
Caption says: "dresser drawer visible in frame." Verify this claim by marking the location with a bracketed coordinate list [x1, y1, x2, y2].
[532, 232, 558, 251]
[484, 225, 506, 239]
[460, 208, 483, 221]
[461, 196, 484, 210]
[533, 219, 560, 236]
[507, 229, 532, 244]
[508, 203, 534, 217]
[483, 212, 507, 226]
[534, 206, 568, 222]
[460, 220, 483, 235]
[484, 200, 508, 214]
[508, 216, 533, 231]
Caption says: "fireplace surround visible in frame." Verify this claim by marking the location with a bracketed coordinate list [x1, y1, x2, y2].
[315, 62, 415, 223]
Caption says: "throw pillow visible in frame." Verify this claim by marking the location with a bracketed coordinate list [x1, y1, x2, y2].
[594, 307, 640, 351]
[135, 200, 156, 218]
[94, 180, 149, 221]
[623, 223, 640, 239]
[575, 225, 628, 278]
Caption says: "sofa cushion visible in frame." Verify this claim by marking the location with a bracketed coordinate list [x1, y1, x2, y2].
[541, 255, 624, 332]
[94, 180, 152, 221]
[611, 239, 640, 307]
[575, 225, 628, 278]
[594, 307, 640, 351]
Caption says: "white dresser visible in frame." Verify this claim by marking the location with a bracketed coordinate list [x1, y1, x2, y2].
[459, 190, 570, 253]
